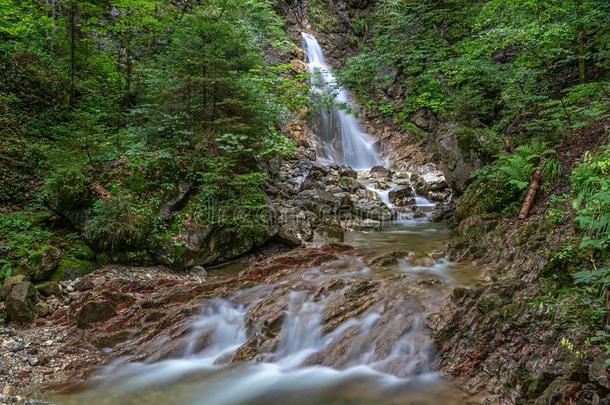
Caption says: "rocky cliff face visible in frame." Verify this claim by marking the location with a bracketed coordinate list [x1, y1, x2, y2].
[429, 214, 609, 404]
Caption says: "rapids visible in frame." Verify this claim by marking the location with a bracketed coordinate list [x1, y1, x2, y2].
[52, 223, 483, 405]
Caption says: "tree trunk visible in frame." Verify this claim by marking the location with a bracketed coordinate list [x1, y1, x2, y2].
[518, 167, 543, 220]
[575, 0, 586, 83]
[69, 1, 77, 105]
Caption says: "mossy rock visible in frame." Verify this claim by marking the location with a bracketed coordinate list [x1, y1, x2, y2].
[50, 258, 96, 281]
[25, 245, 61, 281]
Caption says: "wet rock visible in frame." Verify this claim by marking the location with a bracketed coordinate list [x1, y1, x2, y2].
[428, 190, 449, 202]
[369, 165, 392, 180]
[417, 164, 447, 192]
[353, 199, 394, 221]
[33, 302, 50, 317]
[337, 166, 357, 179]
[76, 300, 116, 328]
[294, 189, 339, 214]
[388, 186, 413, 205]
[338, 176, 361, 193]
[74, 277, 95, 292]
[35, 281, 63, 297]
[6, 282, 37, 324]
[345, 218, 381, 231]
[312, 225, 344, 247]
[191, 265, 208, 276]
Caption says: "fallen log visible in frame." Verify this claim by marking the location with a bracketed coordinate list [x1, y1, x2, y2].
[518, 167, 543, 220]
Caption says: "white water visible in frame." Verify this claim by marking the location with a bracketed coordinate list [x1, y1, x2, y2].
[302, 32, 381, 170]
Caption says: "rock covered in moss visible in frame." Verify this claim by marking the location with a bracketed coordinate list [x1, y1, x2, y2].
[50, 258, 95, 281]
[24, 245, 61, 282]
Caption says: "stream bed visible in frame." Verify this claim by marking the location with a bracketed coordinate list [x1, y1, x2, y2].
[52, 222, 485, 405]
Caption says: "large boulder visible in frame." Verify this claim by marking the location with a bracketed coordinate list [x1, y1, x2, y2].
[293, 189, 340, 215]
[338, 176, 361, 193]
[418, 164, 448, 191]
[311, 225, 344, 247]
[353, 199, 395, 222]
[50, 258, 95, 281]
[275, 202, 319, 243]
[436, 121, 482, 193]
[337, 166, 358, 179]
[156, 225, 274, 270]
[369, 165, 393, 180]
[6, 282, 37, 324]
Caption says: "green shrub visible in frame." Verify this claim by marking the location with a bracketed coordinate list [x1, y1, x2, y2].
[44, 167, 92, 211]
[85, 192, 155, 252]
[571, 146, 610, 250]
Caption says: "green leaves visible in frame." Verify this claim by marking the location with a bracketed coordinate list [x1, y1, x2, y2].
[571, 146, 610, 250]
[473, 139, 560, 213]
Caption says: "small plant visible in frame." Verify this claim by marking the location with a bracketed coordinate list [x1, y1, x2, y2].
[85, 191, 155, 252]
[544, 194, 568, 227]
[571, 146, 610, 250]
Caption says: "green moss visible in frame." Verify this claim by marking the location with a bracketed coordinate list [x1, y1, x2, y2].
[477, 297, 497, 314]
[50, 258, 96, 281]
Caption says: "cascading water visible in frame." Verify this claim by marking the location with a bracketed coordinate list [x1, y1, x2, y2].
[53, 33, 479, 405]
[54, 229, 483, 405]
[302, 32, 381, 170]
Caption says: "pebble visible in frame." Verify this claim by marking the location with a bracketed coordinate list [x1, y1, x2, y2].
[12, 343, 24, 353]
[27, 357, 39, 367]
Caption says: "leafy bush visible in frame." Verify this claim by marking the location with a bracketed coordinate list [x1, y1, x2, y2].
[44, 167, 92, 211]
[85, 192, 155, 252]
[571, 146, 610, 250]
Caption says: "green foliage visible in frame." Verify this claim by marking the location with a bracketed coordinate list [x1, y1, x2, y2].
[545, 194, 568, 227]
[0, 0, 301, 267]
[474, 139, 560, 213]
[571, 146, 610, 250]
[0, 210, 54, 261]
[339, 0, 610, 160]
[44, 167, 92, 211]
[85, 191, 155, 253]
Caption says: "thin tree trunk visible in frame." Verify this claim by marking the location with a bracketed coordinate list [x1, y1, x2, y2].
[575, 0, 586, 83]
[518, 166, 543, 220]
[69, 1, 77, 105]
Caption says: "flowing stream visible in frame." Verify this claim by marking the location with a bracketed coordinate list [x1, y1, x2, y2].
[53, 34, 483, 405]
[54, 224, 482, 405]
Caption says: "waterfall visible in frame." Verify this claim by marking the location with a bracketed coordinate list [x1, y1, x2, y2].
[301, 32, 381, 170]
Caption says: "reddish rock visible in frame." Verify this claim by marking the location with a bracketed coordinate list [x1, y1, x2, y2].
[76, 300, 116, 328]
